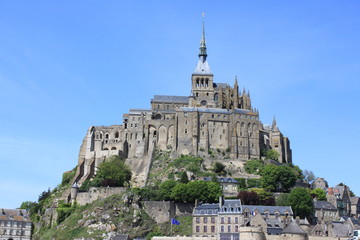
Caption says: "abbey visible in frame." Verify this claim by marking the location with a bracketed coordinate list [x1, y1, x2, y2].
[74, 23, 292, 186]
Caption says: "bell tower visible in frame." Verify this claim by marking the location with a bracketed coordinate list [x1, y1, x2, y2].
[191, 20, 215, 108]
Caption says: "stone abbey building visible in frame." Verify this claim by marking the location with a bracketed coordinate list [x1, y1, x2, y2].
[74, 23, 292, 186]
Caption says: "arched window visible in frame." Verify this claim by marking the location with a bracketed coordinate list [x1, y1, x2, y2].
[115, 132, 119, 138]
[153, 130, 157, 137]
[221, 226, 224, 232]
[228, 225, 231, 232]
[214, 93, 219, 102]
[105, 133, 109, 139]
[111, 147, 117, 150]
[235, 226, 239, 232]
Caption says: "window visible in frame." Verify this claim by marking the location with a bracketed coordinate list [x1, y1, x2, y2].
[221, 226, 224, 232]
[185, 129, 188, 134]
[211, 226, 215, 233]
[196, 226, 200, 232]
[228, 225, 231, 232]
[221, 217, 224, 224]
[184, 112, 188, 117]
[211, 217, 215, 223]
[228, 217, 231, 223]
[235, 226, 239, 232]
[203, 217, 208, 223]
[235, 217, 238, 223]
[204, 226, 207, 232]
[115, 132, 119, 138]
[196, 217, 200, 223]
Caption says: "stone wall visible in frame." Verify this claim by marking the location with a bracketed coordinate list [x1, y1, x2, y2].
[76, 187, 127, 205]
[267, 234, 308, 240]
[174, 202, 195, 216]
[142, 201, 175, 224]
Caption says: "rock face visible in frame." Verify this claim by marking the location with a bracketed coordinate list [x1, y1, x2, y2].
[33, 192, 159, 240]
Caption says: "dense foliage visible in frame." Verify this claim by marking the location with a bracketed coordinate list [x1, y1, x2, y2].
[244, 159, 264, 174]
[287, 187, 314, 218]
[171, 181, 222, 203]
[310, 188, 327, 201]
[213, 162, 226, 175]
[265, 149, 280, 160]
[260, 164, 297, 192]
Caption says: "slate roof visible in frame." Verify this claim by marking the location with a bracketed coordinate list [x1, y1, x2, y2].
[351, 197, 360, 205]
[194, 203, 219, 215]
[266, 218, 284, 235]
[213, 83, 229, 89]
[180, 107, 251, 114]
[203, 177, 239, 184]
[314, 201, 337, 210]
[194, 57, 212, 75]
[340, 216, 360, 226]
[282, 220, 307, 235]
[331, 222, 353, 237]
[0, 209, 31, 222]
[151, 95, 189, 103]
[242, 205, 293, 215]
[194, 200, 293, 216]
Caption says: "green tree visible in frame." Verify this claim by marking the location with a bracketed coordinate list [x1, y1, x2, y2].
[213, 162, 226, 175]
[288, 187, 314, 218]
[265, 149, 280, 160]
[310, 188, 327, 201]
[92, 155, 131, 187]
[244, 159, 264, 175]
[276, 193, 290, 206]
[178, 171, 189, 183]
[260, 164, 297, 192]
[19, 201, 39, 220]
[170, 181, 222, 203]
[159, 180, 178, 200]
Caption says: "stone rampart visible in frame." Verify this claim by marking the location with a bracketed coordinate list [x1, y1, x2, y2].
[267, 234, 308, 240]
[76, 187, 127, 205]
[142, 201, 175, 224]
[174, 202, 195, 216]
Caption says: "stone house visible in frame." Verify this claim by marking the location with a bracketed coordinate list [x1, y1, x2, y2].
[73, 22, 292, 187]
[0, 208, 32, 240]
[350, 197, 360, 217]
[327, 185, 351, 217]
[192, 198, 295, 240]
[311, 178, 328, 191]
[313, 201, 338, 222]
[203, 177, 240, 197]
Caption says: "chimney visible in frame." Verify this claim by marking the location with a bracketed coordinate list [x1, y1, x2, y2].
[219, 196, 224, 207]
[328, 187, 333, 195]
[296, 216, 300, 225]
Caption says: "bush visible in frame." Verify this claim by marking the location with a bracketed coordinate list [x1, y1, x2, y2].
[265, 149, 280, 161]
[213, 162, 226, 174]
[244, 159, 264, 174]
[61, 169, 76, 186]
[93, 155, 131, 187]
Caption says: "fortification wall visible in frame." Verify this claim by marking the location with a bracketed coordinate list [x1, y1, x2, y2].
[267, 234, 308, 240]
[240, 226, 266, 240]
[76, 187, 126, 205]
[174, 202, 194, 216]
[142, 201, 175, 224]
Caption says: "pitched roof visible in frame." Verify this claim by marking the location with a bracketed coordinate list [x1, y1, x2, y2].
[0, 208, 31, 222]
[194, 57, 212, 75]
[282, 220, 307, 235]
[242, 205, 293, 215]
[331, 222, 353, 237]
[314, 201, 337, 210]
[151, 95, 189, 103]
[203, 177, 239, 184]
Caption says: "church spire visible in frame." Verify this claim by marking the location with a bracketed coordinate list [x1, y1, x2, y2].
[193, 14, 212, 75]
[199, 19, 207, 58]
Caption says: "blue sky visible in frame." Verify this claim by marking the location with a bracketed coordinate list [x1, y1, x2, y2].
[0, 1, 359, 208]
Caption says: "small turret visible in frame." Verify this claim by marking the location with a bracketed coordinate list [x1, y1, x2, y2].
[70, 182, 79, 205]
